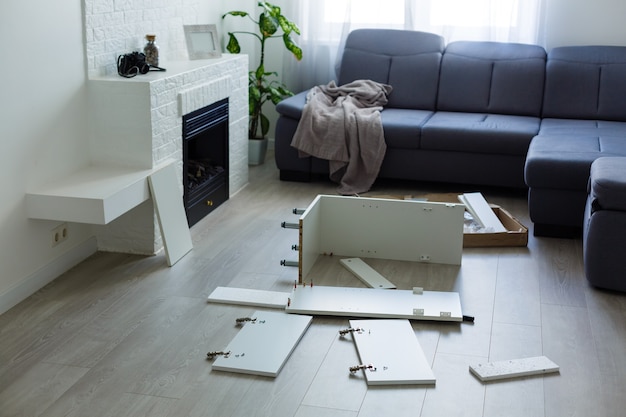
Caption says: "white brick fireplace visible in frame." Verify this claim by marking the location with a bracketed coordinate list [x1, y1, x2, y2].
[88, 57, 249, 254]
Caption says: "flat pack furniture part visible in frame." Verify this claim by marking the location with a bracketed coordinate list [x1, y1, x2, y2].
[285, 285, 463, 322]
[207, 287, 289, 309]
[458, 192, 507, 233]
[148, 163, 193, 266]
[211, 310, 312, 377]
[469, 356, 560, 382]
[348, 319, 435, 385]
[298, 195, 465, 283]
[339, 257, 397, 289]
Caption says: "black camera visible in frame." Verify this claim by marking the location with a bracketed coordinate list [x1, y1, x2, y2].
[117, 52, 150, 78]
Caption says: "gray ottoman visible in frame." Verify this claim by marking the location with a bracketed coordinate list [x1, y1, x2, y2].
[584, 157, 626, 291]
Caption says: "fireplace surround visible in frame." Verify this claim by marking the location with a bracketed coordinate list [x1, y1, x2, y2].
[86, 56, 248, 254]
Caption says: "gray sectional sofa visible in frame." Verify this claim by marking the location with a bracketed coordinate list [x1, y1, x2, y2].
[274, 28, 626, 237]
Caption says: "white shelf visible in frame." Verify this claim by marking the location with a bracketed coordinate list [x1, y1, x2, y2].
[26, 161, 175, 225]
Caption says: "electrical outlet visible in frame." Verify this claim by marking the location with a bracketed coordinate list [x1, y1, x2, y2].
[51, 223, 69, 247]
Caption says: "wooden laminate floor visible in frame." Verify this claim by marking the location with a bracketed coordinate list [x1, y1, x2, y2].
[2, 152, 626, 417]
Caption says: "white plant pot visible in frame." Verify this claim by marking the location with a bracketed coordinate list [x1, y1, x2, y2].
[248, 138, 268, 165]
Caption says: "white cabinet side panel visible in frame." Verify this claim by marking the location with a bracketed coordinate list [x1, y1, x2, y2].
[300, 194, 323, 282]
[317, 195, 464, 265]
[212, 311, 312, 377]
[350, 319, 435, 385]
[286, 286, 462, 322]
[207, 287, 289, 309]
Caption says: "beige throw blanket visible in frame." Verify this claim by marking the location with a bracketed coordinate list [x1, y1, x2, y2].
[290, 79, 392, 195]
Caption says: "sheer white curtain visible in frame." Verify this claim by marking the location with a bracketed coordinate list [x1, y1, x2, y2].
[282, 0, 544, 91]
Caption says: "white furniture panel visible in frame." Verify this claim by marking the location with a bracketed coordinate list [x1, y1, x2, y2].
[207, 287, 289, 309]
[349, 319, 435, 385]
[286, 285, 463, 322]
[298, 195, 464, 283]
[469, 356, 560, 382]
[339, 257, 397, 289]
[148, 163, 193, 266]
[212, 311, 312, 377]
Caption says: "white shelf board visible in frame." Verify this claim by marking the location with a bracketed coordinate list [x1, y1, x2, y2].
[339, 257, 397, 289]
[212, 310, 312, 377]
[469, 356, 560, 382]
[26, 161, 174, 224]
[286, 285, 463, 322]
[207, 287, 290, 309]
[349, 319, 435, 385]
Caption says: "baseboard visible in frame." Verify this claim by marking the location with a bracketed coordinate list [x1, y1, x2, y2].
[0, 237, 98, 315]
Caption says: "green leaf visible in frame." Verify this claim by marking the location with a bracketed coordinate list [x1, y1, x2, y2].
[259, 12, 278, 37]
[260, 113, 270, 137]
[222, 11, 249, 19]
[255, 64, 265, 80]
[283, 34, 303, 60]
[225, 33, 241, 54]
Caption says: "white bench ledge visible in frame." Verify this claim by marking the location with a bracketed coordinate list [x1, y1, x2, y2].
[26, 160, 175, 225]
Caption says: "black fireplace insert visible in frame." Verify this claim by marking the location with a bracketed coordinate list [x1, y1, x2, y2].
[183, 98, 229, 226]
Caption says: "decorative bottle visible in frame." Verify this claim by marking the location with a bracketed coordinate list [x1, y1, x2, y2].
[144, 34, 159, 67]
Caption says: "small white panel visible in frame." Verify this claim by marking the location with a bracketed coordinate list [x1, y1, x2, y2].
[212, 311, 312, 377]
[459, 192, 506, 232]
[469, 356, 560, 382]
[207, 287, 289, 309]
[339, 258, 396, 289]
[148, 163, 193, 266]
[286, 286, 462, 322]
[350, 319, 435, 385]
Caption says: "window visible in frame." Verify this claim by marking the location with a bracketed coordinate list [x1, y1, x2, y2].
[324, 0, 406, 26]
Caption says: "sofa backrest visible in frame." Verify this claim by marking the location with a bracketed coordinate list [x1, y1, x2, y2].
[543, 46, 626, 122]
[437, 41, 547, 117]
[338, 29, 445, 110]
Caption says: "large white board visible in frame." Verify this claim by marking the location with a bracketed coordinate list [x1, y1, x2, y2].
[285, 286, 463, 322]
[148, 163, 193, 266]
[349, 319, 435, 385]
[212, 311, 312, 377]
[298, 195, 464, 283]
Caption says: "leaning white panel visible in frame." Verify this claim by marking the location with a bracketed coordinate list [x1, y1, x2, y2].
[349, 319, 435, 385]
[339, 258, 397, 289]
[286, 286, 462, 322]
[207, 287, 289, 309]
[212, 310, 312, 377]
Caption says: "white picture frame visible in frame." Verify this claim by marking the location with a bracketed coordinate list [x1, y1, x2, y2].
[184, 24, 221, 59]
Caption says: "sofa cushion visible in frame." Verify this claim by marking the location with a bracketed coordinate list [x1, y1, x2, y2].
[420, 112, 540, 155]
[338, 29, 444, 110]
[543, 46, 626, 122]
[589, 157, 626, 212]
[525, 135, 626, 190]
[380, 109, 433, 149]
[539, 118, 626, 136]
[437, 41, 546, 117]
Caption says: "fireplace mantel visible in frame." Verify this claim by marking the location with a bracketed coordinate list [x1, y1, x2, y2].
[26, 55, 249, 255]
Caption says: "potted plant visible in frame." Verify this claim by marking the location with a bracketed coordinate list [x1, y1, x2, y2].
[222, 1, 302, 165]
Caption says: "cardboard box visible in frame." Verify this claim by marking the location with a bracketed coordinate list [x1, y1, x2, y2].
[373, 193, 528, 248]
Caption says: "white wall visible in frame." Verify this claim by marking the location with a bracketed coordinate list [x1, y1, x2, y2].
[1, 0, 625, 315]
